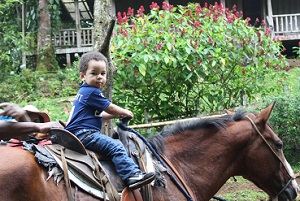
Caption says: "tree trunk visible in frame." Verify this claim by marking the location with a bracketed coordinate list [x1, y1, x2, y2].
[37, 0, 56, 71]
[93, 0, 116, 136]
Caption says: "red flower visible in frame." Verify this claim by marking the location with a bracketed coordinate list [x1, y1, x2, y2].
[137, 6, 145, 17]
[246, 17, 251, 24]
[196, 4, 202, 13]
[232, 4, 237, 11]
[127, 7, 134, 17]
[150, 2, 160, 10]
[242, 68, 246, 75]
[181, 28, 185, 37]
[155, 43, 163, 50]
[117, 12, 123, 25]
[162, 2, 174, 11]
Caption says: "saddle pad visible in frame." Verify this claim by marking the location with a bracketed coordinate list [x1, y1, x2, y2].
[46, 144, 125, 191]
[45, 145, 112, 199]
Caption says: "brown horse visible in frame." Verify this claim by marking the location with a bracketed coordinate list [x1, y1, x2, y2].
[0, 102, 298, 201]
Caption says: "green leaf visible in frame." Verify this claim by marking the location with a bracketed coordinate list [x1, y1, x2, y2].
[143, 55, 149, 63]
[185, 47, 191, 54]
[138, 64, 146, 76]
[167, 42, 172, 51]
[164, 56, 169, 64]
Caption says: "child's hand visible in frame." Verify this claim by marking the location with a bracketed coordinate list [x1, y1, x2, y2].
[121, 109, 133, 118]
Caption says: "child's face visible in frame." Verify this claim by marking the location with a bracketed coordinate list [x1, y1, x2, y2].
[80, 60, 107, 89]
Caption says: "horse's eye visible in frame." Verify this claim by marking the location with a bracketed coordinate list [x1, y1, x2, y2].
[275, 142, 283, 150]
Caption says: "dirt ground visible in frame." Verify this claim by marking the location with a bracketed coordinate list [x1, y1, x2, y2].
[287, 58, 300, 68]
[215, 177, 300, 199]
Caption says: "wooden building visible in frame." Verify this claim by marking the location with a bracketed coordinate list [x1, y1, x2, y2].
[36, 0, 300, 67]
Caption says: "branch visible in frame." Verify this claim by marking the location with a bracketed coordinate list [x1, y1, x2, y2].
[99, 19, 116, 57]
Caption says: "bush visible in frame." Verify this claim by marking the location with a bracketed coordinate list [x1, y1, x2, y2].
[0, 64, 80, 103]
[246, 68, 300, 151]
[111, 2, 288, 124]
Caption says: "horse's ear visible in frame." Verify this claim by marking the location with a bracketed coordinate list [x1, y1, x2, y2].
[255, 102, 276, 126]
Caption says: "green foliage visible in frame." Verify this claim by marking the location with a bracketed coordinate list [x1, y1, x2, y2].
[0, 0, 24, 75]
[0, 65, 80, 103]
[246, 68, 300, 152]
[0, 0, 61, 77]
[251, 95, 300, 152]
[292, 42, 300, 58]
[111, 2, 288, 124]
[48, 0, 61, 34]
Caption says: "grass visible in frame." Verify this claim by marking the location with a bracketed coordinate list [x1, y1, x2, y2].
[210, 177, 268, 201]
[19, 96, 73, 122]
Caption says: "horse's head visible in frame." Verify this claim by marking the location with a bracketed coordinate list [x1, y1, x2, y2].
[242, 102, 299, 201]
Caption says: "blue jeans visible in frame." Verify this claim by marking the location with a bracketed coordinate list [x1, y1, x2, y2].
[74, 129, 140, 181]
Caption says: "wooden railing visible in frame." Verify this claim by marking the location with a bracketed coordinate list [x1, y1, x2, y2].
[272, 13, 300, 35]
[53, 27, 93, 48]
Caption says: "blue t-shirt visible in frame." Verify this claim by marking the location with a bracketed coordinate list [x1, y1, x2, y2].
[65, 83, 111, 134]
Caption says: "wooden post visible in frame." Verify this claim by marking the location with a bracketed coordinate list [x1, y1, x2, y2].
[66, 53, 71, 68]
[267, 0, 274, 26]
[22, 2, 26, 66]
[75, 0, 81, 48]
[267, 0, 274, 37]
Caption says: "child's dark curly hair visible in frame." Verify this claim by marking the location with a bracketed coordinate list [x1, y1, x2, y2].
[78, 51, 108, 74]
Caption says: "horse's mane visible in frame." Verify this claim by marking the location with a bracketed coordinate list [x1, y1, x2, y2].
[148, 109, 247, 154]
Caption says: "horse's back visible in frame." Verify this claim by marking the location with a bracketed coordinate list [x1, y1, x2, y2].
[0, 146, 67, 201]
[0, 146, 104, 201]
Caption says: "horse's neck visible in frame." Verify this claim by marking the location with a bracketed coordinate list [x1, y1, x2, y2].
[164, 131, 240, 200]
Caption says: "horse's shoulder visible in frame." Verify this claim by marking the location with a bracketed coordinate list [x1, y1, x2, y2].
[0, 146, 38, 171]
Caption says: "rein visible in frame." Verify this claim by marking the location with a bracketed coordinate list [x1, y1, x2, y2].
[245, 116, 296, 199]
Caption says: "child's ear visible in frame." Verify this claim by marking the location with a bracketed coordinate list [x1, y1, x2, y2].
[79, 72, 85, 82]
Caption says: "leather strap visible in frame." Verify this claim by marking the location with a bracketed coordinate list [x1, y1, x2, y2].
[89, 151, 120, 201]
[130, 135, 153, 201]
[61, 147, 74, 201]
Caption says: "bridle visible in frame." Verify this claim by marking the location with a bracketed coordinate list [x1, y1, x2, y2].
[245, 116, 297, 199]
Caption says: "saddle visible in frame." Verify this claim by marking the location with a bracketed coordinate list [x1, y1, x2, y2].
[44, 121, 155, 201]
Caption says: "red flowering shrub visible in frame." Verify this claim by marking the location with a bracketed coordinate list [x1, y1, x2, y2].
[111, 2, 288, 124]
